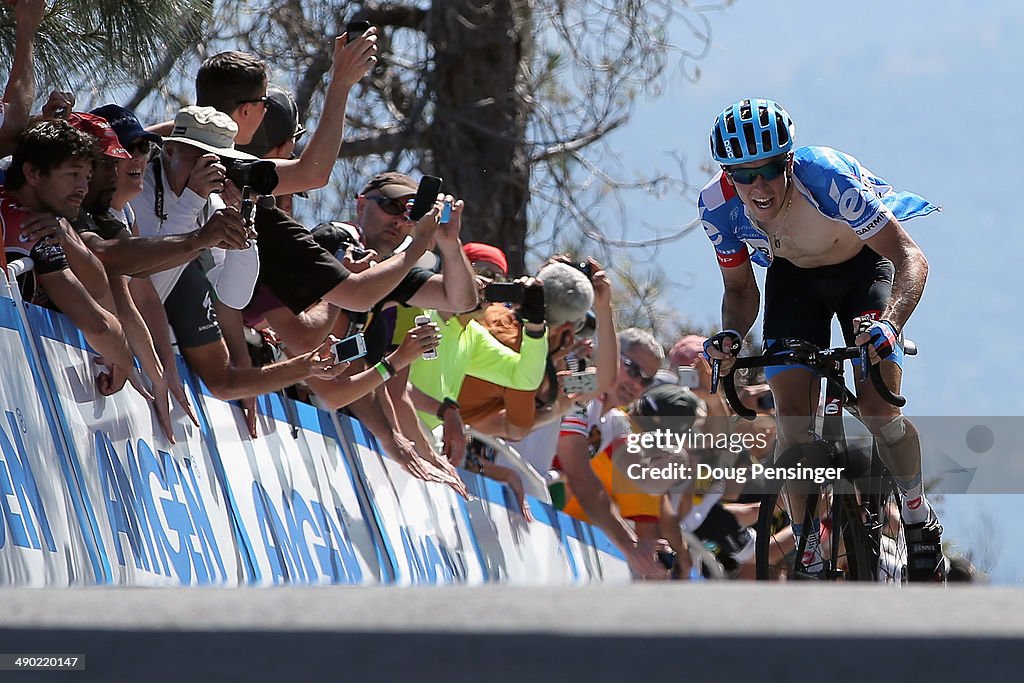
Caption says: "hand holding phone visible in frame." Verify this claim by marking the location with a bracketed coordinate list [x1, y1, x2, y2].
[483, 282, 525, 304]
[240, 186, 257, 242]
[563, 371, 598, 395]
[346, 20, 371, 44]
[678, 366, 700, 389]
[332, 333, 367, 364]
[414, 315, 438, 360]
[409, 175, 443, 222]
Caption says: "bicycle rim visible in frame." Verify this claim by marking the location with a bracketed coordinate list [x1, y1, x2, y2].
[834, 480, 873, 580]
[755, 475, 883, 581]
[862, 470, 908, 585]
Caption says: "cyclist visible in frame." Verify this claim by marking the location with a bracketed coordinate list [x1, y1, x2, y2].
[698, 98, 946, 581]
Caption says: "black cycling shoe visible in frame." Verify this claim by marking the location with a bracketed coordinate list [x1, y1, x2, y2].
[905, 511, 948, 583]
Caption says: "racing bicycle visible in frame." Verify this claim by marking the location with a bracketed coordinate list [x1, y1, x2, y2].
[714, 338, 914, 582]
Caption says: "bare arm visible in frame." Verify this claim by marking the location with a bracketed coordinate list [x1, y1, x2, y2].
[720, 259, 761, 336]
[403, 198, 477, 312]
[864, 220, 929, 330]
[0, 0, 45, 154]
[182, 334, 342, 402]
[38, 269, 137, 387]
[557, 432, 638, 554]
[111, 274, 163, 384]
[269, 32, 377, 196]
[323, 206, 439, 311]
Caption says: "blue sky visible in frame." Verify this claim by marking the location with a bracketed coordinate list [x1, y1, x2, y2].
[604, 1, 1022, 581]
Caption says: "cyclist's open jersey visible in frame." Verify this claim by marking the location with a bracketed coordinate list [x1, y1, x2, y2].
[698, 145, 940, 268]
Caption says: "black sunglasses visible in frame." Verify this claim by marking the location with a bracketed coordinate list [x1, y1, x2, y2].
[237, 95, 269, 107]
[726, 157, 788, 185]
[365, 195, 410, 217]
[472, 263, 506, 282]
[128, 139, 157, 158]
[621, 355, 655, 387]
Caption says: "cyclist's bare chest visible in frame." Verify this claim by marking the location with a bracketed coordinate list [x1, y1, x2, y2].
[757, 194, 863, 268]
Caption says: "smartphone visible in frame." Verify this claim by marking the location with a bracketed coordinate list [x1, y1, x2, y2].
[409, 175, 443, 222]
[240, 186, 256, 225]
[563, 371, 598, 395]
[346, 20, 371, 43]
[678, 366, 700, 389]
[414, 314, 438, 360]
[483, 282, 525, 304]
[440, 200, 452, 224]
[332, 333, 367, 364]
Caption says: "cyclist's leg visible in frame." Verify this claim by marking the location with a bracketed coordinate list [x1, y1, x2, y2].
[763, 258, 832, 570]
[838, 249, 930, 519]
[838, 249, 945, 581]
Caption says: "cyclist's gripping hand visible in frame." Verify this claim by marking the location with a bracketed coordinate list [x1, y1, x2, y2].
[703, 330, 743, 376]
[854, 318, 904, 368]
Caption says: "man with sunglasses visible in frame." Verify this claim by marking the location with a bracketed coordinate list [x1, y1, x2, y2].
[146, 28, 377, 200]
[699, 98, 946, 581]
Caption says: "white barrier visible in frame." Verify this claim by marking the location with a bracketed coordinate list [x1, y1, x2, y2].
[0, 283, 629, 587]
[0, 295, 97, 585]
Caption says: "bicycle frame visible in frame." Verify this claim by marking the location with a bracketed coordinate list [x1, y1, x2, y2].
[713, 338, 909, 581]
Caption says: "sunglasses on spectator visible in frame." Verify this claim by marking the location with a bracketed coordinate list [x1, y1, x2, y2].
[364, 195, 410, 217]
[472, 263, 506, 282]
[128, 139, 157, 159]
[237, 95, 269, 107]
[726, 157, 788, 185]
[621, 355, 655, 387]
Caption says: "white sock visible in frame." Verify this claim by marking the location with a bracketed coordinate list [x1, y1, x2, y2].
[897, 473, 930, 524]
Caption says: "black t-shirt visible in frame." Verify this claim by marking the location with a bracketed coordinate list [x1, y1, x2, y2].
[254, 204, 351, 314]
[362, 265, 434, 363]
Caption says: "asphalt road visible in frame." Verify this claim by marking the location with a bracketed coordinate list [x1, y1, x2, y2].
[2, 583, 1023, 682]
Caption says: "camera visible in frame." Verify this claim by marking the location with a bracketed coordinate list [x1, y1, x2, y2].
[576, 261, 594, 279]
[219, 157, 279, 196]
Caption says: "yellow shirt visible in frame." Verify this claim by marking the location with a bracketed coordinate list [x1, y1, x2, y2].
[410, 309, 548, 429]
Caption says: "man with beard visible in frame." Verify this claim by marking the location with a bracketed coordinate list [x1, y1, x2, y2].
[67, 108, 198, 442]
[0, 120, 145, 397]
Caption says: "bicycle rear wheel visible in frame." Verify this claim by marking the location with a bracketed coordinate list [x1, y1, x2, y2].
[753, 442, 874, 581]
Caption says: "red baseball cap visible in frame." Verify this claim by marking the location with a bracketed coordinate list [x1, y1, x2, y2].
[68, 112, 131, 159]
[463, 242, 508, 277]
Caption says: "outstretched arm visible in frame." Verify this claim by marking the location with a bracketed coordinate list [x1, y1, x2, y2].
[0, 0, 45, 155]
[270, 30, 377, 195]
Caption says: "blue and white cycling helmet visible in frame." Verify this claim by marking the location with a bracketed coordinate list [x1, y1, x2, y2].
[710, 99, 795, 165]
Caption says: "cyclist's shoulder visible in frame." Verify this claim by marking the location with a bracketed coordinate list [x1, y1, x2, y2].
[698, 171, 740, 214]
[792, 145, 866, 182]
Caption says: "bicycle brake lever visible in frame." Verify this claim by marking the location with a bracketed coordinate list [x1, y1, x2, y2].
[858, 344, 869, 382]
[710, 358, 721, 394]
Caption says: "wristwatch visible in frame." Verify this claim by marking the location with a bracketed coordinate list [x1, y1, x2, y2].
[436, 397, 460, 420]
